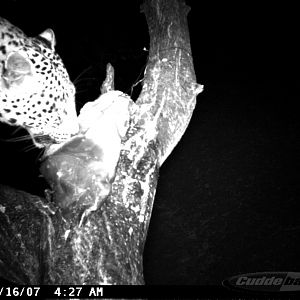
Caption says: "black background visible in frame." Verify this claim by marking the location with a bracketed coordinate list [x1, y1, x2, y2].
[1, 0, 299, 286]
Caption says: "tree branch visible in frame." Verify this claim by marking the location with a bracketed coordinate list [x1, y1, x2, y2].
[0, 0, 202, 285]
[139, 0, 203, 165]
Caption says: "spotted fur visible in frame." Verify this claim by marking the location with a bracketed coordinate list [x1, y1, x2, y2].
[0, 17, 79, 147]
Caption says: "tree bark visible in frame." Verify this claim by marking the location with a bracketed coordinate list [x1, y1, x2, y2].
[0, 0, 202, 285]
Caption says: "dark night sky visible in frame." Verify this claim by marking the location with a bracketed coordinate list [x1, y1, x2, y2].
[1, 0, 299, 287]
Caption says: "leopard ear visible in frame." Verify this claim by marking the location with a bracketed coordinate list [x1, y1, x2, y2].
[39, 29, 56, 49]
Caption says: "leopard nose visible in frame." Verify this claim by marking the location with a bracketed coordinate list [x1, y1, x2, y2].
[33, 134, 56, 146]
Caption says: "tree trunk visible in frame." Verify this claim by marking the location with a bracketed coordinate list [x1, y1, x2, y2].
[0, 0, 202, 285]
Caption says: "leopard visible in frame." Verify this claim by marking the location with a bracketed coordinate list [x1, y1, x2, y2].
[0, 17, 134, 214]
[0, 17, 79, 148]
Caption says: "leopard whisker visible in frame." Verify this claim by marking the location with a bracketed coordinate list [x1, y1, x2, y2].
[22, 143, 38, 152]
[0, 134, 32, 143]
[11, 126, 25, 136]
[73, 66, 93, 86]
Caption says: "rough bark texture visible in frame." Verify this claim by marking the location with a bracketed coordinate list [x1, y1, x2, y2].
[139, 0, 203, 166]
[0, 0, 202, 285]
